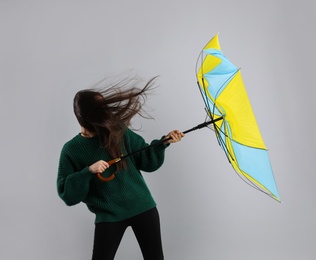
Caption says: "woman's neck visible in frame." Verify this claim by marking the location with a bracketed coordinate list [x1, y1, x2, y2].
[80, 127, 96, 138]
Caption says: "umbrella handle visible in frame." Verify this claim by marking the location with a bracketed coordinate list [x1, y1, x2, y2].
[96, 158, 122, 182]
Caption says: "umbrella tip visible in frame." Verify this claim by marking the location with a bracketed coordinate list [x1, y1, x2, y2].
[274, 197, 282, 204]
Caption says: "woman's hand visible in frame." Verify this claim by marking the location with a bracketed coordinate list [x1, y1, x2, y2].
[164, 130, 185, 144]
[89, 160, 110, 174]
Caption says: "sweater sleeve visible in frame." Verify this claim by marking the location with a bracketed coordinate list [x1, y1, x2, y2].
[125, 129, 168, 172]
[57, 147, 94, 206]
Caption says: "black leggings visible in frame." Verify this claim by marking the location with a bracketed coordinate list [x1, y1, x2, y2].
[92, 207, 164, 260]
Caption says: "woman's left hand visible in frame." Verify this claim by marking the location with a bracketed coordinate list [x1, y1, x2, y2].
[164, 130, 185, 144]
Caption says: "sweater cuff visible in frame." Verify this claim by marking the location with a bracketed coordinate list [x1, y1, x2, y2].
[80, 166, 94, 179]
[161, 136, 170, 148]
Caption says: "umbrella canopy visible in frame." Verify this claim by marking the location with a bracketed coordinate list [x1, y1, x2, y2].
[196, 34, 280, 202]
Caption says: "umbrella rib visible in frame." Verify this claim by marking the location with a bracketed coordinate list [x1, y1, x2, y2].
[233, 169, 279, 201]
[196, 76, 235, 164]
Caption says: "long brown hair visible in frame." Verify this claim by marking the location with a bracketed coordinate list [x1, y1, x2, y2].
[73, 75, 156, 170]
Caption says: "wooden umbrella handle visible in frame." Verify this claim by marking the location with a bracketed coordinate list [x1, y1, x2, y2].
[96, 158, 122, 182]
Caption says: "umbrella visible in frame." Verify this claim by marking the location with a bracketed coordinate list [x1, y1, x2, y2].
[97, 33, 280, 203]
[196, 33, 280, 202]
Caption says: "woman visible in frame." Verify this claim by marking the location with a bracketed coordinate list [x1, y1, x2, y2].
[57, 77, 184, 260]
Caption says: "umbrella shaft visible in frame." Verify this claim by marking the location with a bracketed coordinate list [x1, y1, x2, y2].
[122, 117, 224, 159]
[106, 116, 224, 171]
[183, 116, 224, 134]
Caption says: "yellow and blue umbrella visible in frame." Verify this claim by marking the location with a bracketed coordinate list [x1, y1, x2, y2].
[196, 34, 280, 202]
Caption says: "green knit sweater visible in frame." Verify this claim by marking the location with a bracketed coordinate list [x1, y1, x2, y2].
[57, 128, 168, 223]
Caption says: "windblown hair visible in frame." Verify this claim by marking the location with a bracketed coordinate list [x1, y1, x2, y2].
[73, 75, 156, 170]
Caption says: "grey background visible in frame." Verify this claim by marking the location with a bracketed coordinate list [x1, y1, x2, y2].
[1, 0, 315, 259]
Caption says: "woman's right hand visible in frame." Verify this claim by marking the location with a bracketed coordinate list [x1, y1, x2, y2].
[88, 160, 110, 174]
